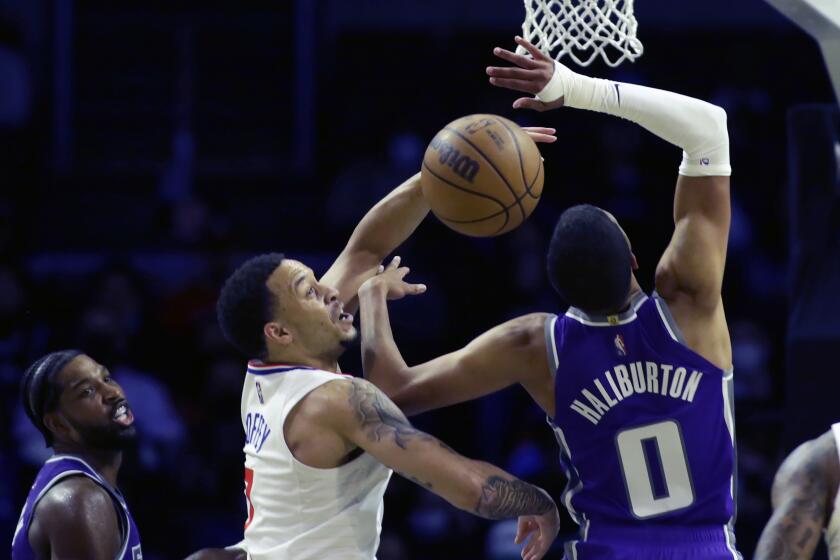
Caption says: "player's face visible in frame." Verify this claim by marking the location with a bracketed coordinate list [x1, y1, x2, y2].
[266, 260, 357, 356]
[51, 355, 136, 450]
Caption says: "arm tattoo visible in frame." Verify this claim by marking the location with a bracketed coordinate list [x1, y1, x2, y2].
[348, 378, 422, 449]
[475, 476, 554, 520]
[755, 435, 834, 559]
[397, 471, 434, 490]
[347, 379, 488, 495]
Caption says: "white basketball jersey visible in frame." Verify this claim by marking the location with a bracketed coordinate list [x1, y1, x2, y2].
[825, 424, 840, 559]
[241, 362, 393, 560]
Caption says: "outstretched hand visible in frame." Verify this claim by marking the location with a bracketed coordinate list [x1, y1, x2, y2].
[515, 502, 561, 560]
[363, 256, 427, 301]
[487, 36, 566, 112]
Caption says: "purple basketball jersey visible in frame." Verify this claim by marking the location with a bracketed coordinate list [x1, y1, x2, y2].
[12, 455, 143, 560]
[545, 292, 740, 559]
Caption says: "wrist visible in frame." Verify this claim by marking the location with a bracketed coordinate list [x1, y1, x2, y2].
[359, 278, 389, 300]
[537, 61, 616, 112]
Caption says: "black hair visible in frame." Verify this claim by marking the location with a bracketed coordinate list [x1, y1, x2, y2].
[216, 253, 285, 359]
[546, 204, 633, 313]
[21, 350, 83, 447]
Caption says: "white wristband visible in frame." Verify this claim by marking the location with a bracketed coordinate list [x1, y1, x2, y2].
[536, 61, 567, 103]
[536, 61, 617, 113]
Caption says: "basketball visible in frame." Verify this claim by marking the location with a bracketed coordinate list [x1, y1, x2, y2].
[420, 114, 544, 237]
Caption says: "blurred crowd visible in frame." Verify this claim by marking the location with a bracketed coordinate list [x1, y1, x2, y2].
[1, 2, 835, 558]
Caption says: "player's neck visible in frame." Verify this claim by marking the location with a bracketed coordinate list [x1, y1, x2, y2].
[627, 276, 643, 302]
[52, 444, 122, 487]
[593, 277, 645, 316]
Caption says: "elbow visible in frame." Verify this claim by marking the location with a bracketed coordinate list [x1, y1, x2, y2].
[690, 102, 727, 145]
[710, 105, 728, 136]
[699, 104, 728, 144]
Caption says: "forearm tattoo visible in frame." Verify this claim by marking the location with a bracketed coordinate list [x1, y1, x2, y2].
[755, 437, 833, 559]
[475, 476, 555, 520]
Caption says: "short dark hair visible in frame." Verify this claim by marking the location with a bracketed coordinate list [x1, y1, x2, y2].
[546, 204, 632, 313]
[21, 350, 83, 447]
[217, 253, 285, 358]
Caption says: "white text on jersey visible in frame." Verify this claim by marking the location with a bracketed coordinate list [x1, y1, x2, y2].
[570, 361, 704, 425]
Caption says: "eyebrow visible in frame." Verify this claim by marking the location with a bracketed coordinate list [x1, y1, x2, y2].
[69, 377, 90, 390]
[68, 366, 107, 390]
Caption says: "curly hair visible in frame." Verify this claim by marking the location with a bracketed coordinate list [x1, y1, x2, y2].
[216, 253, 285, 358]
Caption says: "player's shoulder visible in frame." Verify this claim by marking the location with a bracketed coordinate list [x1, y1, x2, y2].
[495, 312, 552, 347]
[789, 430, 836, 468]
[34, 475, 118, 530]
[293, 376, 375, 428]
[775, 430, 839, 492]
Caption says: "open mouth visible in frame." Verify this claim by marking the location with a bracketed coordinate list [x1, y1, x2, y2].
[112, 401, 135, 427]
[330, 304, 353, 326]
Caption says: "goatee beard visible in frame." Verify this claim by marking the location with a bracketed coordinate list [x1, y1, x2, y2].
[74, 422, 138, 451]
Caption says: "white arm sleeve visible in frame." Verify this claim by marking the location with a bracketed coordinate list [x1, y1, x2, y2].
[537, 61, 731, 177]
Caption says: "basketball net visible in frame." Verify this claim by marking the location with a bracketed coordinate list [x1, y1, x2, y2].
[518, 0, 644, 67]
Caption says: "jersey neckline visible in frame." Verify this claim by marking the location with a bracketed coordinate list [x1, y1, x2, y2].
[565, 291, 648, 326]
[247, 361, 316, 375]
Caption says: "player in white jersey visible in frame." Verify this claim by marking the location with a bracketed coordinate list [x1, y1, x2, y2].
[216, 171, 560, 560]
[755, 425, 840, 559]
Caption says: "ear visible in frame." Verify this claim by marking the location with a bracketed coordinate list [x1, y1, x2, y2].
[43, 412, 72, 441]
[264, 322, 293, 347]
[630, 253, 639, 271]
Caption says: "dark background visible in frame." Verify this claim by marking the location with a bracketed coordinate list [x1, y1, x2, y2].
[1, 0, 837, 558]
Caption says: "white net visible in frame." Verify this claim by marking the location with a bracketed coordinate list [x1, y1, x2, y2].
[519, 0, 644, 67]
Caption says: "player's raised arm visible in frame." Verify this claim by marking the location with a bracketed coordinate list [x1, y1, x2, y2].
[358, 259, 554, 416]
[488, 36, 731, 310]
[319, 173, 430, 314]
[315, 376, 560, 560]
[320, 128, 557, 314]
[755, 431, 838, 559]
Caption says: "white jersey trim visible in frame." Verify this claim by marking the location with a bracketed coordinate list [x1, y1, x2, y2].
[544, 314, 559, 378]
[564, 292, 648, 327]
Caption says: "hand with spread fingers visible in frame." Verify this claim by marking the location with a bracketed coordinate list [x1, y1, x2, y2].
[362, 256, 427, 301]
[487, 36, 566, 112]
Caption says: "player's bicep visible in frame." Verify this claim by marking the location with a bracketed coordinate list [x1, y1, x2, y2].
[655, 174, 730, 307]
[36, 478, 121, 560]
[330, 378, 480, 503]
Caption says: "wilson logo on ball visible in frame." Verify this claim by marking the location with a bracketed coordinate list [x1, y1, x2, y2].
[430, 136, 480, 183]
[464, 118, 494, 134]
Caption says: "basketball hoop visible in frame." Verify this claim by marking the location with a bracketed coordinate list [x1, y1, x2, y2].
[764, 0, 840, 106]
[518, 0, 644, 67]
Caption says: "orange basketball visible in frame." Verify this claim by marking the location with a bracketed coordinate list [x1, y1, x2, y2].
[420, 114, 544, 237]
